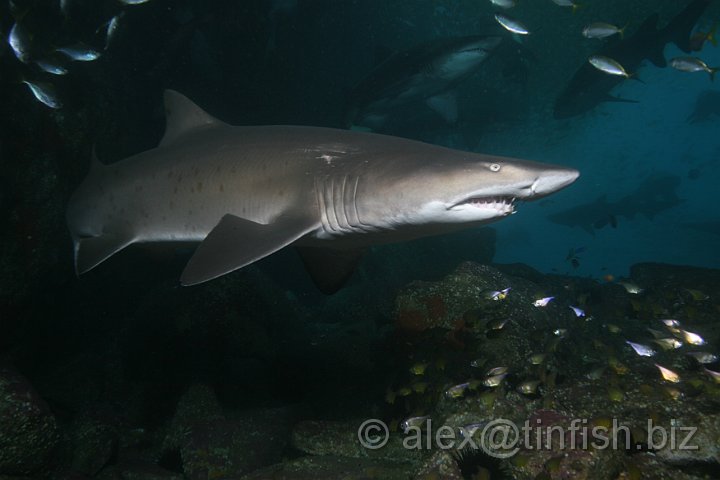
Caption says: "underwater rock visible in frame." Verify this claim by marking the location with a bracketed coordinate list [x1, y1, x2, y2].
[180, 408, 292, 479]
[621, 452, 719, 479]
[162, 384, 223, 452]
[67, 411, 120, 476]
[238, 455, 414, 480]
[413, 450, 463, 479]
[290, 419, 422, 464]
[653, 413, 720, 466]
[630, 262, 720, 295]
[0, 366, 60, 475]
[507, 409, 624, 480]
[394, 262, 520, 332]
[95, 459, 183, 480]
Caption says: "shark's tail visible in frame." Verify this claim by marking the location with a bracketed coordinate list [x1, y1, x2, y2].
[662, 0, 712, 54]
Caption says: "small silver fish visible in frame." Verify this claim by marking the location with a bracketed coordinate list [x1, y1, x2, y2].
[494, 14, 530, 35]
[552, 0, 581, 13]
[56, 44, 102, 62]
[646, 328, 667, 339]
[489, 0, 516, 9]
[655, 364, 680, 383]
[680, 330, 706, 346]
[704, 368, 720, 384]
[687, 352, 719, 364]
[517, 380, 542, 395]
[482, 373, 507, 387]
[485, 287, 511, 301]
[103, 13, 125, 50]
[459, 422, 488, 438]
[626, 341, 655, 357]
[529, 353, 546, 365]
[533, 296, 554, 307]
[445, 382, 471, 399]
[119, 0, 151, 4]
[606, 324, 621, 334]
[8, 22, 32, 64]
[487, 317, 510, 330]
[652, 338, 683, 351]
[670, 56, 718, 81]
[22, 80, 62, 109]
[589, 55, 633, 78]
[485, 366, 509, 377]
[553, 328, 568, 338]
[569, 305, 585, 317]
[618, 280, 644, 294]
[35, 59, 68, 76]
[583, 22, 625, 39]
[661, 319, 681, 328]
[586, 366, 605, 380]
[400, 415, 431, 433]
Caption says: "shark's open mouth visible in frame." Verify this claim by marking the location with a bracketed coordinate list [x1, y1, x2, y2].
[451, 196, 516, 214]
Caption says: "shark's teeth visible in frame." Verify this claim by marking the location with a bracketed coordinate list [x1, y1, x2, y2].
[459, 196, 516, 214]
[467, 196, 514, 205]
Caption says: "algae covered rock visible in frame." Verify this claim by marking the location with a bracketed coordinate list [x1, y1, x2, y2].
[290, 419, 422, 464]
[239, 455, 414, 480]
[180, 407, 292, 479]
[67, 413, 119, 476]
[653, 413, 720, 465]
[413, 450, 463, 480]
[394, 262, 519, 332]
[95, 460, 184, 480]
[0, 366, 60, 475]
[162, 384, 224, 452]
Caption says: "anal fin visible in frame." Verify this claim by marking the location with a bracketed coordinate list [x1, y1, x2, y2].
[75, 231, 136, 275]
[296, 246, 365, 294]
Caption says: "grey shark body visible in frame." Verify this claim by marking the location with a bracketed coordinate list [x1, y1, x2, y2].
[67, 91, 578, 292]
[346, 35, 502, 129]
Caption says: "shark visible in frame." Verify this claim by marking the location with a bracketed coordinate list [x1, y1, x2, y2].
[554, 0, 712, 119]
[547, 174, 683, 235]
[346, 35, 503, 130]
[67, 90, 579, 292]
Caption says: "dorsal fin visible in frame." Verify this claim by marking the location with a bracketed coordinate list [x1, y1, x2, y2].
[160, 90, 225, 147]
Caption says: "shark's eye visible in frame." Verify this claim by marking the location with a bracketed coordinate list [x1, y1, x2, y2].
[489, 163, 501, 172]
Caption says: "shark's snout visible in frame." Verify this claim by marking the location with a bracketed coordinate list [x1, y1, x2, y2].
[530, 168, 580, 198]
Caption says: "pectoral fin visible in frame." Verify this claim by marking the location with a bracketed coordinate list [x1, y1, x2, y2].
[180, 213, 320, 286]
